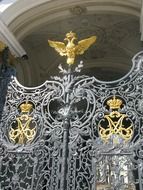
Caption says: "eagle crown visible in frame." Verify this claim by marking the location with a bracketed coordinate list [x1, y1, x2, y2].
[64, 31, 77, 45]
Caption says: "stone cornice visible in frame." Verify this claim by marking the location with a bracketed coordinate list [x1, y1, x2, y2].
[0, 0, 140, 42]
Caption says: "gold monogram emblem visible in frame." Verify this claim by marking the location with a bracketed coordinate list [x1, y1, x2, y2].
[99, 96, 133, 143]
[9, 102, 36, 144]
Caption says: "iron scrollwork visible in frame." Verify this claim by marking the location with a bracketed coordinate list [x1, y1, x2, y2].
[0, 34, 143, 190]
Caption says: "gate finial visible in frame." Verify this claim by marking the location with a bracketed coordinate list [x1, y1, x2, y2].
[48, 31, 96, 65]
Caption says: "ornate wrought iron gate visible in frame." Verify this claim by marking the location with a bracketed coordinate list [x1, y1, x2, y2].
[0, 49, 143, 190]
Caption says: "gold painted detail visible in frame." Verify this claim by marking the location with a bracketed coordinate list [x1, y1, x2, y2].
[9, 103, 36, 144]
[48, 31, 96, 65]
[99, 96, 133, 143]
[107, 95, 122, 109]
[20, 102, 33, 113]
[0, 41, 7, 52]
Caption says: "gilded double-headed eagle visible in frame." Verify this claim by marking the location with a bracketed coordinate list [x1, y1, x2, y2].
[48, 31, 96, 65]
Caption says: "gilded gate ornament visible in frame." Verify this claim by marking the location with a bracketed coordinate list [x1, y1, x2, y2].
[1, 45, 143, 189]
[9, 102, 36, 144]
[48, 31, 96, 65]
[99, 96, 133, 143]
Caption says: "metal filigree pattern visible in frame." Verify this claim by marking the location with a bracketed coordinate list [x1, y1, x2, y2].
[0, 50, 143, 189]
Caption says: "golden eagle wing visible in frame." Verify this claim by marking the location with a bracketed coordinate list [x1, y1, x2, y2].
[75, 36, 96, 55]
[48, 40, 66, 56]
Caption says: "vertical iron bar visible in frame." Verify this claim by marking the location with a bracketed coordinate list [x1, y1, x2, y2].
[61, 68, 71, 190]
[61, 118, 70, 190]
[30, 157, 38, 190]
[138, 161, 143, 190]
[92, 157, 97, 190]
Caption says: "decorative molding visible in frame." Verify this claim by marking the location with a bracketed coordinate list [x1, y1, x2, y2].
[0, 0, 140, 41]
[70, 5, 87, 15]
[0, 18, 27, 57]
[19, 14, 141, 85]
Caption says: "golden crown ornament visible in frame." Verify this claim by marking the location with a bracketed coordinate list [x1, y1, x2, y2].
[20, 102, 33, 113]
[107, 96, 122, 110]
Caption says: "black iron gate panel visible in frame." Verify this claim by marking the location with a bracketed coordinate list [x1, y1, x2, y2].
[0, 73, 64, 190]
[0, 51, 143, 190]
